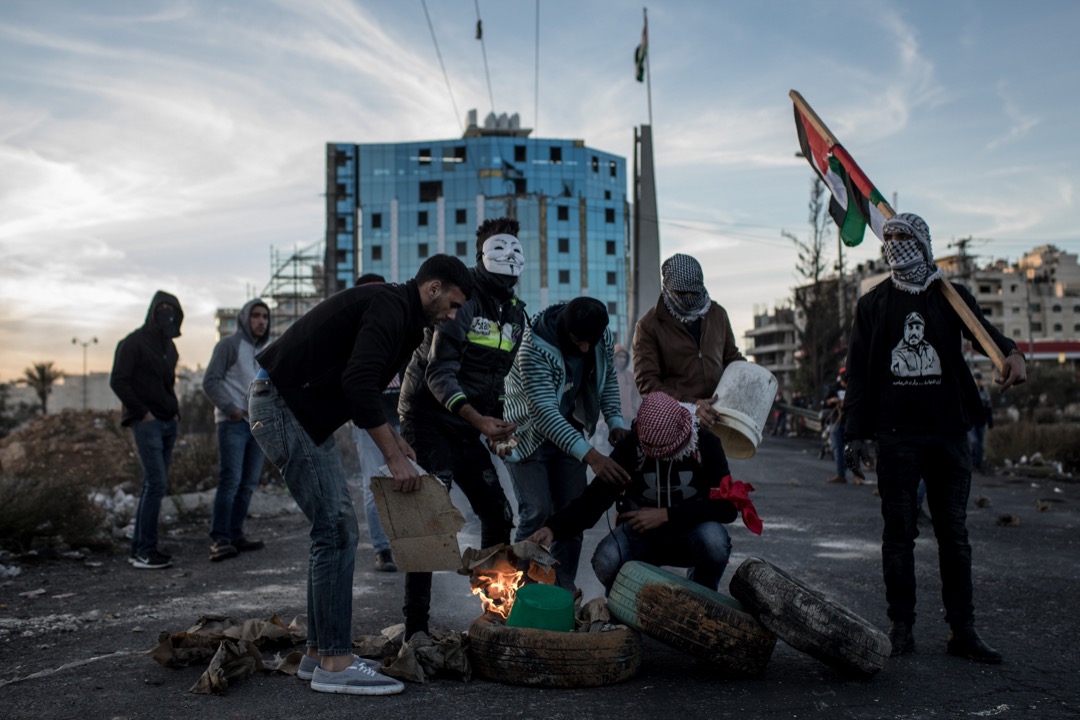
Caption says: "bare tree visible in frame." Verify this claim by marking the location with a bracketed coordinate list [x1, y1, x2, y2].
[784, 178, 845, 401]
[22, 361, 65, 415]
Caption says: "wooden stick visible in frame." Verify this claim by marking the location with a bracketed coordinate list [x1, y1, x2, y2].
[789, 90, 1007, 374]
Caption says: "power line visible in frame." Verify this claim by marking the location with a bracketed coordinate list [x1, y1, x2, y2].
[420, 0, 463, 133]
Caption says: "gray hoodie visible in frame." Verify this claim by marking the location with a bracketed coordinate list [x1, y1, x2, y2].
[202, 298, 271, 423]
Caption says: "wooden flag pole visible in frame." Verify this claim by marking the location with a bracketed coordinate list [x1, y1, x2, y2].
[789, 90, 1006, 374]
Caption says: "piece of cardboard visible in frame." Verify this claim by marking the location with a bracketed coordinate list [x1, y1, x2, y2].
[369, 474, 465, 572]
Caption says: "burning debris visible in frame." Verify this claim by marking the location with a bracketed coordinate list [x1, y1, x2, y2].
[459, 542, 557, 621]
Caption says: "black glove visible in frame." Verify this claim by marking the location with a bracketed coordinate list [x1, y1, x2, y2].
[844, 440, 873, 480]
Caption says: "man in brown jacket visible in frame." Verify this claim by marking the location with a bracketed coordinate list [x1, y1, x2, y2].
[632, 253, 745, 428]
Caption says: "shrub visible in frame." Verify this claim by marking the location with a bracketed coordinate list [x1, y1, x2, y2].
[986, 420, 1080, 474]
[0, 472, 108, 552]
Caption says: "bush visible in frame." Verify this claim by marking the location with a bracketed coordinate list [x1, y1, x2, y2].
[168, 433, 220, 495]
[0, 472, 109, 552]
[986, 420, 1080, 474]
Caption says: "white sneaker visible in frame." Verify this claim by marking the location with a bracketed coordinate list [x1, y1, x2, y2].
[297, 653, 381, 680]
[310, 658, 404, 695]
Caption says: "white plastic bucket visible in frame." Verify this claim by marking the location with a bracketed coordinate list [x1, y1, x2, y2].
[708, 362, 778, 459]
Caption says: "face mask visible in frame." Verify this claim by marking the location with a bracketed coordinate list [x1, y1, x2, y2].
[481, 234, 524, 277]
[155, 305, 180, 338]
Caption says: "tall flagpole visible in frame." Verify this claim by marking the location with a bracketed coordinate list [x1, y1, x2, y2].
[643, 7, 652, 127]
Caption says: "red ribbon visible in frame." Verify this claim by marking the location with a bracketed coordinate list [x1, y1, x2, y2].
[709, 474, 762, 535]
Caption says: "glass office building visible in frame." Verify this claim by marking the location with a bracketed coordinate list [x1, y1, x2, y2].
[325, 114, 631, 342]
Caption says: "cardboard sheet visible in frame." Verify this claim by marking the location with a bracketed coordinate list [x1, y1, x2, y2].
[370, 474, 465, 572]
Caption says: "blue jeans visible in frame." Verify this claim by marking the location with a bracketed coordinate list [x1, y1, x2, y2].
[969, 424, 987, 471]
[210, 420, 264, 544]
[350, 425, 392, 553]
[877, 432, 974, 627]
[131, 418, 177, 556]
[831, 423, 847, 478]
[507, 441, 588, 591]
[249, 378, 359, 656]
[592, 520, 732, 593]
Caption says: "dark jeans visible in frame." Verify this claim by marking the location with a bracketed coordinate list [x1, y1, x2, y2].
[507, 440, 589, 591]
[877, 432, 974, 627]
[592, 520, 732, 593]
[209, 419, 264, 544]
[969, 423, 987, 471]
[131, 418, 177, 556]
[399, 418, 514, 634]
[249, 378, 359, 655]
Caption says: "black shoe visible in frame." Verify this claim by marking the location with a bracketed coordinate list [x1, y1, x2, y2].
[209, 542, 239, 562]
[947, 625, 1002, 664]
[374, 549, 397, 572]
[888, 621, 915, 656]
[131, 549, 172, 570]
[233, 538, 265, 552]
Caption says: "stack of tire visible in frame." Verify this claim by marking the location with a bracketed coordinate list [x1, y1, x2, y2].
[729, 556, 891, 677]
[607, 561, 776, 676]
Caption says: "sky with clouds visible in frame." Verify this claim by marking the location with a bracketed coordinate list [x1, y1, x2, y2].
[1, 0, 1077, 382]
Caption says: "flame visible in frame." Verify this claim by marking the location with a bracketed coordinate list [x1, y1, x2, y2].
[470, 568, 525, 620]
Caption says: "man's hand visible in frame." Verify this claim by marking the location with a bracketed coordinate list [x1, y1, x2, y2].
[387, 452, 421, 493]
[393, 432, 417, 462]
[477, 416, 517, 443]
[141, 412, 154, 422]
[693, 395, 721, 429]
[608, 426, 630, 445]
[621, 508, 668, 532]
[227, 409, 247, 421]
[528, 527, 554, 545]
[844, 440, 874, 480]
[997, 353, 1027, 392]
[584, 448, 631, 484]
[488, 435, 519, 459]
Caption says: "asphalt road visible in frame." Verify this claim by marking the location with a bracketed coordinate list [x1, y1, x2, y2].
[1, 434, 1077, 719]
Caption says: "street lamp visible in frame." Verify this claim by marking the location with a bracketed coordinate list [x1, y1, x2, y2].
[72, 336, 98, 411]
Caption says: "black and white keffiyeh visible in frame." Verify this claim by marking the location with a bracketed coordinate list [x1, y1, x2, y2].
[882, 213, 942, 294]
[661, 253, 712, 322]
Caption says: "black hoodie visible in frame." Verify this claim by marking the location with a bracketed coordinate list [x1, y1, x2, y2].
[110, 290, 184, 426]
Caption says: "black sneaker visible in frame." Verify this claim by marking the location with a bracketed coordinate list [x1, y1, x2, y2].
[209, 542, 239, 562]
[888, 621, 915, 656]
[131, 549, 172, 570]
[947, 625, 1003, 664]
[374, 549, 397, 572]
[233, 538, 265, 552]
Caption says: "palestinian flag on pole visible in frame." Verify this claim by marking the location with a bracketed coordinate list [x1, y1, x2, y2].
[793, 102, 887, 246]
[634, 17, 648, 82]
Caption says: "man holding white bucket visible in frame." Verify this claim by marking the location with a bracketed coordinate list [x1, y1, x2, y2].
[632, 253, 746, 430]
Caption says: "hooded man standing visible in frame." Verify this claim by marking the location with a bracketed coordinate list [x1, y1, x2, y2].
[397, 217, 526, 640]
[110, 290, 184, 570]
[843, 213, 1026, 664]
[249, 254, 472, 696]
[502, 297, 630, 591]
[203, 298, 271, 562]
[632, 253, 745, 430]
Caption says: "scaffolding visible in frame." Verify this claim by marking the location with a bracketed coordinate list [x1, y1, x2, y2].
[260, 240, 325, 337]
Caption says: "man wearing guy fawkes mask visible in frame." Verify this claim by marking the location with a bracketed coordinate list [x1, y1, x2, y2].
[397, 217, 527, 640]
[110, 291, 185, 570]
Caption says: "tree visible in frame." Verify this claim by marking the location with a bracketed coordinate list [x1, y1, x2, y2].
[784, 178, 846, 402]
[22, 361, 64, 415]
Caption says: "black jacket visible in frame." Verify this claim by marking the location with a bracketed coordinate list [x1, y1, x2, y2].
[545, 428, 737, 540]
[256, 280, 427, 445]
[398, 268, 526, 438]
[110, 291, 184, 427]
[844, 279, 1016, 440]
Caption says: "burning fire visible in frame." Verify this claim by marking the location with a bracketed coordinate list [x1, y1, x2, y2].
[470, 568, 525, 619]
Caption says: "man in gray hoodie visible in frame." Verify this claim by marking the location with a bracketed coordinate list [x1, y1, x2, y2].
[203, 299, 271, 561]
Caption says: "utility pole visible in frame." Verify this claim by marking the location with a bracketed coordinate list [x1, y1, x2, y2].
[72, 336, 98, 411]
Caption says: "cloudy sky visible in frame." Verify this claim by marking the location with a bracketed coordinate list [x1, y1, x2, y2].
[1, 0, 1077, 381]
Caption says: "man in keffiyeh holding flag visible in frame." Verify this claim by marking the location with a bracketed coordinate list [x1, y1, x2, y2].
[529, 391, 760, 594]
[632, 253, 747, 429]
[843, 212, 1026, 665]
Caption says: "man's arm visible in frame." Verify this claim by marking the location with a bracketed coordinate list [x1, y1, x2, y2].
[631, 315, 678, 398]
[109, 337, 150, 420]
[202, 335, 244, 418]
[954, 283, 1027, 391]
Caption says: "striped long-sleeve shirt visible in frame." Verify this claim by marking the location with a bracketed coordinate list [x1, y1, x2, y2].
[502, 305, 625, 462]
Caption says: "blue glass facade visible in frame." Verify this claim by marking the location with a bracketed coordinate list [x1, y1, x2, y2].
[326, 133, 631, 343]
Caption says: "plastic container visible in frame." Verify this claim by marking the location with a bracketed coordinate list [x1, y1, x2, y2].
[505, 583, 575, 632]
[708, 362, 778, 459]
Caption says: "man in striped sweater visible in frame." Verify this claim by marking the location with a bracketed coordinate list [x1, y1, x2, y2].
[501, 297, 630, 591]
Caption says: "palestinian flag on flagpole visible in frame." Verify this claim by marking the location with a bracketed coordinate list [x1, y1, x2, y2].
[792, 99, 888, 247]
[635, 17, 648, 82]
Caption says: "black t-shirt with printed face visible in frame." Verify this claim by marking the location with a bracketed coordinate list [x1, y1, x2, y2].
[874, 291, 967, 435]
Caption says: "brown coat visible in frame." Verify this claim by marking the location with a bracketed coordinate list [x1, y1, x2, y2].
[632, 297, 745, 403]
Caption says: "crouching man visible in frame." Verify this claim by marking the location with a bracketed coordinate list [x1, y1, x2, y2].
[529, 392, 760, 593]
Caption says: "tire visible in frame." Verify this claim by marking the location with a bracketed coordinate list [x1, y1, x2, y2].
[467, 613, 642, 688]
[606, 561, 776, 677]
[729, 557, 891, 677]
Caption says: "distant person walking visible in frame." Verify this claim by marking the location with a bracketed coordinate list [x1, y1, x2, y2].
[969, 372, 993, 473]
[248, 255, 471, 696]
[110, 291, 184, 570]
[202, 298, 271, 562]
